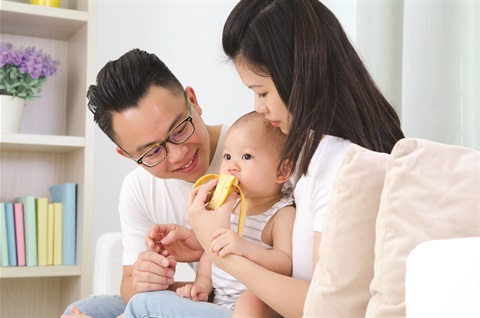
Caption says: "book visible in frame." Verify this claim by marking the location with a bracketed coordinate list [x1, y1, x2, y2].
[47, 203, 54, 266]
[49, 183, 77, 265]
[13, 203, 26, 266]
[5, 203, 17, 266]
[36, 198, 49, 266]
[15, 196, 37, 266]
[53, 202, 63, 266]
[0, 203, 9, 267]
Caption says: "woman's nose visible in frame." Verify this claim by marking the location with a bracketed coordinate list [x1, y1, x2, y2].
[254, 99, 268, 114]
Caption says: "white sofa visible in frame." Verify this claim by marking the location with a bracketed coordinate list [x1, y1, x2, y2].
[303, 138, 479, 317]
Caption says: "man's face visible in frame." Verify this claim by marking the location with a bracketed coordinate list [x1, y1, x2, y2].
[112, 85, 212, 182]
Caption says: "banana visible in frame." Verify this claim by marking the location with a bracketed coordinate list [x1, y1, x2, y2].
[193, 174, 247, 235]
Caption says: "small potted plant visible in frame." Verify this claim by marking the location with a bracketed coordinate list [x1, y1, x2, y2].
[0, 42, 59, 133]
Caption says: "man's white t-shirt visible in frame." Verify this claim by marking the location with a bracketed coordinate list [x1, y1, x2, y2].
[120, 124, 230, 265]
[291, 135, 351, 281]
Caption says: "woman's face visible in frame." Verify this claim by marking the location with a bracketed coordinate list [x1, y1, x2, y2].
[234, 60, 291, 134]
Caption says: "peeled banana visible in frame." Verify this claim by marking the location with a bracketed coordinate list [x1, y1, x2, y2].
[193, 174, 247, 235]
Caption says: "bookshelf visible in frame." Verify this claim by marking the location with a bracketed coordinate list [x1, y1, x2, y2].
[0, 0, 96, 316]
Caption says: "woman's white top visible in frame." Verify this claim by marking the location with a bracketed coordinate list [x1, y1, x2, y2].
[291, 135, 351, 281]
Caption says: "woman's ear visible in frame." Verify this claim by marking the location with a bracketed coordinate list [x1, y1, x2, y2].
[276, 159, 293, 183]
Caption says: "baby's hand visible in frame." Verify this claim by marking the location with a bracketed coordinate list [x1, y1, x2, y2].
[176, 284, 209, 302]
[210, 228, 248, 257]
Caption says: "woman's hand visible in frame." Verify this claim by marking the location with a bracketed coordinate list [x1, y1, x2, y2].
[185, 179, 237, 250]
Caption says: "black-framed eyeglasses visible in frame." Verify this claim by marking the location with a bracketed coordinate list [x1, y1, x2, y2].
[121, 98, 195, 167]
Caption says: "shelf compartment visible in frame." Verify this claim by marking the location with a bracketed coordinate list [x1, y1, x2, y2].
[0, 265, 81, 278]
[0, 133, 85, 152]
[0, 1, 88, 40]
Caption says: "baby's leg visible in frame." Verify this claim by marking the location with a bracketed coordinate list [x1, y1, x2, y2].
[233, 290, 281, 318]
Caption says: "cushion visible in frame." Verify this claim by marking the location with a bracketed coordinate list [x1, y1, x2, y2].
[365, 138, 480, 317]
[303, 143, 389, 317]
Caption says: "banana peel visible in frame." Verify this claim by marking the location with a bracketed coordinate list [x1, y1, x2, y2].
[193, 174, 247, 235]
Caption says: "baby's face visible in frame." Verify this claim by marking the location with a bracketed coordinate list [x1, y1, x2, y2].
[220, 123, 282, 197]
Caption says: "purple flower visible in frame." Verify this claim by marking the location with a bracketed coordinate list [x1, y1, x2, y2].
[0, 42, 60, 100]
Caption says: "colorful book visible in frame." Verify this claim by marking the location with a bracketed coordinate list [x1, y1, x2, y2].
[0, 203, 9, 266]
[36, 198, 48, 266]
[47, 203, 55, 266]
[5, 203, 17, 266]
[49, 183, 77, 265]
[15, 196, 37, 266]
[53, 202, 63, 266]
[13, 203, 25, 266]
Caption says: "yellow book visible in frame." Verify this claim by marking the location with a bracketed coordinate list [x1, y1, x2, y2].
[53, 202, 63, 266]
[36, 198, 48, 266]
[47, 203, 55, 266]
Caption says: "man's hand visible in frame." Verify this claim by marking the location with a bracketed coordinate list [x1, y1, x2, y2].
[130, 250, 176, 293]
[146, 224, 203, 263]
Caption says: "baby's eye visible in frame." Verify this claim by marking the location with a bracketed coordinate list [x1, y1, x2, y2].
[242, 154, 252, 160]
[257, 93, 267, 98]
[223, 154, 232, 160]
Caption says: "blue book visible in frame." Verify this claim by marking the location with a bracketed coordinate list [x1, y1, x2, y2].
[5, 203, 17, 266]
[0, 203, 9, 266]
[15, 196, 37, 266]
[49, 183, 77, 265]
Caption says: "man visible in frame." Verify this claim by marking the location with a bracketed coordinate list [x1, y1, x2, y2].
[62, 48, 229, 317]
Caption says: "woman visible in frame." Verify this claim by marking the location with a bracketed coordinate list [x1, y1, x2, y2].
[124, 0, 404, 316]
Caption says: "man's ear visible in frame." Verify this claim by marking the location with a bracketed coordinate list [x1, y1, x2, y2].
[116, 146, 129, 158]
[185, 86, 202, 116]
[276, 159, 293, 183]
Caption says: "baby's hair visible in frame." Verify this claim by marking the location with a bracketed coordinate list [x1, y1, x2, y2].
[231, 111, 286, 154]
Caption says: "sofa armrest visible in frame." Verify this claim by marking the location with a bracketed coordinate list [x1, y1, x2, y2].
[406, 237, 480, 318]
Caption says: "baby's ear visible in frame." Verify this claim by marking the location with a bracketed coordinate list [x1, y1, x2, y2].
[276, 159, 293, 183]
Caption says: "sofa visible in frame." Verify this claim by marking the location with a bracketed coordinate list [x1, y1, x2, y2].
[93, 138, 479, 317]
[303, 138, 480, 317]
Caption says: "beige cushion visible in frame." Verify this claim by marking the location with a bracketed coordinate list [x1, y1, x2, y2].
[303, 143, 389, 317]
[366, 138, 480, 317]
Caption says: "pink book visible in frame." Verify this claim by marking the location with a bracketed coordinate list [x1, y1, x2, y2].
[14, 203, 26, 266]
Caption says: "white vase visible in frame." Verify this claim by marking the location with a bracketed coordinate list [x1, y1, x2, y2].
[0, 95, 26, 133]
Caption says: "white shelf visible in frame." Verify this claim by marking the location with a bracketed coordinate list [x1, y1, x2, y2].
[0, 1, 88, 40]
[0, 133, 85, 152]
[0, 265, 81, 278]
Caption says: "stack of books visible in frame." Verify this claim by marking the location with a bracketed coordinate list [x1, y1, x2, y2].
[0, 183, 77, 267]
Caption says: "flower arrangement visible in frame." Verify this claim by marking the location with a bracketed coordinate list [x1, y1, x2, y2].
[0, 42, 59, 100]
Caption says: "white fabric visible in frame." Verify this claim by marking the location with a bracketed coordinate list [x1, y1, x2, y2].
[212, 195, 295, 309]
[291, 135, 351, 281]
[120, 125, 229, 265]
[406, 237, 480, 318]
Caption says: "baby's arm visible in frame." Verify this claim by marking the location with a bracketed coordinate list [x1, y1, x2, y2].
[176, 253, 212, 302]
[210, 205, 296, 276]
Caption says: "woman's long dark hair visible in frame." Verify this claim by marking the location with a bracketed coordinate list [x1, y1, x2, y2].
[223, 0, 404, 176]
